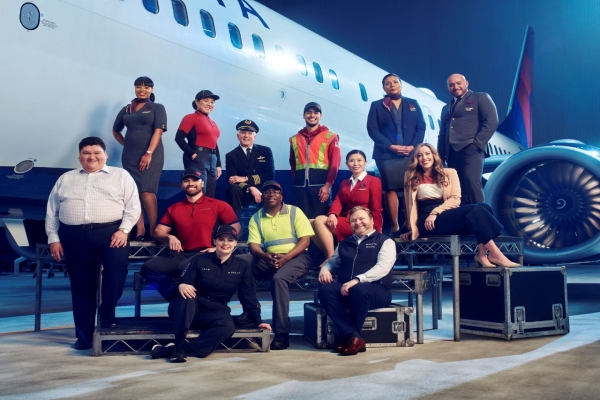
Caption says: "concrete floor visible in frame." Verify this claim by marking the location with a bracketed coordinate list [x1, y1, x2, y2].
[0, 264, 599, 399]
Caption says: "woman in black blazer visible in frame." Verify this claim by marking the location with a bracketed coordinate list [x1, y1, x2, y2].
[367, 73, 426, 235]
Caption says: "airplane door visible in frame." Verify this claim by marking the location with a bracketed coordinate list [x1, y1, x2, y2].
[421, 105, 438, 145]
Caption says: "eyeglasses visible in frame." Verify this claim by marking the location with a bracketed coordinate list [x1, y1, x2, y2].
[263, 189, 281, 195]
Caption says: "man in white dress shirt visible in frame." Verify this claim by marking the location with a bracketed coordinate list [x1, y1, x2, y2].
[46, 137, 140, 350]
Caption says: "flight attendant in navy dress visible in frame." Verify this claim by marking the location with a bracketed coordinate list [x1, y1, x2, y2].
[175, 90, 222, 198]
[113, 76, 167, 240]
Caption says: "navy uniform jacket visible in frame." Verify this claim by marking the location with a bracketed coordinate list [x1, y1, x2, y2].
[176, 252, 263, 326]
[225, 144, 275, 190]
[437, 90, 499, 163]
[367, 96, 426, 160]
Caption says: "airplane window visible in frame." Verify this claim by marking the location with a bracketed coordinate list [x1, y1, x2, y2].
[228, 23, 242, 49]
[171, 0, 188, 26]
[427, 115, 435, 130]
[313, 62, 323, 83]
[329, 69, 339, 90]
[252, 34, 265, 59]
[143, 0, 159, 14]
[296, 54, 308, 76]
[437, 119, 441, 128]
[359, 83, 368, 102]
[274, 44, 285, 56]
[199, 10, 216, 38]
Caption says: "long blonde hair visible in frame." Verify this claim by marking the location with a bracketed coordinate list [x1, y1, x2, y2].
[404, 143, 447, 191]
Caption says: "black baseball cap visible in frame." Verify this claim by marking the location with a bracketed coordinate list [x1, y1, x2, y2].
[195, 90, 220, 100]
[236, 119, 259, 133]
[262, 180, 283, 193]
[303, 102, 322, 113]
[181, 168, 202, 181]
[213, 225, 238, 240]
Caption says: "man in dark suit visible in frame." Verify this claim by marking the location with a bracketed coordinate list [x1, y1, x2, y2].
[437, 74, 499, 205]
[225, 119, 275, 218]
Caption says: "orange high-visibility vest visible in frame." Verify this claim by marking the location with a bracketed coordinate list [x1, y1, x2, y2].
[290, 130, 336, 186]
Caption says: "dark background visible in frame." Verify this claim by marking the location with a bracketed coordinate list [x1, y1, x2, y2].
[256, 0, 600, 147]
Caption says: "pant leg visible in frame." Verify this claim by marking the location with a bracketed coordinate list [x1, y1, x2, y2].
[168, 293, 198, 338]
[95, 229, 130, 320]
[307, 185, 330, 219]
[293, 186, 309, 217]
[59, 225, 100, 344]
[141, 251, 196, 301]
[226, 184, 245, 219]
[184, 151, 215, 196]
[262, 253, 311, 333]
[205, 153, 218, 198]
[317, 282, 356, 338]
[188, 309, 236, 358]
[464, 203, 504, 244]
[449, 145, 485, 205]
[347, 283, 392, 338]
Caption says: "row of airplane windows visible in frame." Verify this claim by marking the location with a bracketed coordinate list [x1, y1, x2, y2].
[141, 0, 370, 101]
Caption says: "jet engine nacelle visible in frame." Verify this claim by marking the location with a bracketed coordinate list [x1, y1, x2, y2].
[484, 140, 600, 264]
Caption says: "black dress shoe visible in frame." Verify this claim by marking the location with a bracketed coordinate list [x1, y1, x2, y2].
[270, 333, 289, 350]
[135, 235, 145, 241]
[170, 345, 187, 363]
[100, 318, 119, 329]
[150, 343, 174, 359]
[73, 339, 92, 350]
[340, 336, 366, 356]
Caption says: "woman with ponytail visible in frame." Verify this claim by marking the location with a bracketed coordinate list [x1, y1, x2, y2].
[113, 76, 167, 240]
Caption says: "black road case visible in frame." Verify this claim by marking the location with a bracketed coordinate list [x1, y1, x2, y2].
[303, 302, 414, 348]
[459, 266, 569, 339]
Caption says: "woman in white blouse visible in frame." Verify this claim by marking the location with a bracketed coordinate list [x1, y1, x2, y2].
[400, 143, 519, 268]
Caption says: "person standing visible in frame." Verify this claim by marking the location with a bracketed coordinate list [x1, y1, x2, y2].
[140, 168, 241, 301]
[367, 73, 426, 236]
[175, 90, 223, 198]
[150, 225, 271, 363]
[241, 181, 314, 350]
[289, 102, 341, 219]
[318, 206, 395, 355]
[46, 137, 141, 350]
[437, 73, 499, 205]
[225, 119, 275, 218]
[113, 76, 167, 240]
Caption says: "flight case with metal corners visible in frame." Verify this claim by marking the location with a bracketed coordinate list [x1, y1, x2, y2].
[303, 303, 415, 348]
[459, 266, 569, 339]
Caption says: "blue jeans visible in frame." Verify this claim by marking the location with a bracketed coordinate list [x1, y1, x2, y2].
[183, 150, 217, 198]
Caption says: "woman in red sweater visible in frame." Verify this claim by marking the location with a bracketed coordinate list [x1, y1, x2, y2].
[311, 150, 383, 262]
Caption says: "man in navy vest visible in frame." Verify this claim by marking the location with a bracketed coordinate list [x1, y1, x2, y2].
[317, 206, 396, 355]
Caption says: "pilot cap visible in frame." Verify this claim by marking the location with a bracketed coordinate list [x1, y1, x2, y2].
[303, 102, 322, 113]
[213, 225, 238, 240]
[262, 180, 283, 193]
[236, 119, 259, 133]
[181, 167, 203, 181]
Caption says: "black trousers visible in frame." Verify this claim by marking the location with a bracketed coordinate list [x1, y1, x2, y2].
[140, 251, 198, 301]
[447, 144, 485, 205]
[417, 201, 503, 245]
[239, 252, 311, 334]
[58, 222, 129, 345]
[168, 295, 235, 358]
[293, 185, 330, 219]
[226, 184, 257, 219]
[317, 282, 391, 340]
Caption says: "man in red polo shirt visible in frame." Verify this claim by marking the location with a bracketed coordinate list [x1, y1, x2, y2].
[141, 168, 240, 301]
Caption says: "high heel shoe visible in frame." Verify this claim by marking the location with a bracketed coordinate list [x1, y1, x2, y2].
[488, 255, 520, 268]
[474, 254, 496, 268]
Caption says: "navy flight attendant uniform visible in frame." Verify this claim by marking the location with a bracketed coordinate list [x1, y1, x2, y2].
[169, 252, 263, 358]
[113, 101, 167, 194]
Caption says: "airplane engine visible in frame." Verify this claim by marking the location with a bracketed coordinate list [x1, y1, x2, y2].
[484, 141, 600, 264]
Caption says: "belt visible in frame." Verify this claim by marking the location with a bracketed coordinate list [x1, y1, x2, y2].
[63, 220, 121, 230]
[194, 146, 216, 154]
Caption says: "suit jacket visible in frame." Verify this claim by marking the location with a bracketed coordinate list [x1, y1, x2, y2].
[367, 96, 426, 160]
[403, 168, 461, 240]
[437, 90, 499, 162]
[225, 144, 275, 190]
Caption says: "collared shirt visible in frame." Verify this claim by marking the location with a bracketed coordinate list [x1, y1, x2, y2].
[240, 145, 253, 152]
[45, 166, 141, 243]
[323, 229, 396, 283]
[349, 171, 367, 191]
[247, 202, 314, 254]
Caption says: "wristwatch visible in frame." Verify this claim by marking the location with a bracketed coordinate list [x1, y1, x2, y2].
[146, 150, 153, 155]
[118, 228, 130, 234]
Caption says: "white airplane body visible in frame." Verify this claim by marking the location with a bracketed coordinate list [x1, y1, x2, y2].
[0, 0, 525, 258]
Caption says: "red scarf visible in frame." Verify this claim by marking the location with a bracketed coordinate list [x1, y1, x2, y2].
[382, 95, 401, 111]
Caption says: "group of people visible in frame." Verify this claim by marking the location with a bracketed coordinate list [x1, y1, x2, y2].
[45, 71, 520, 361]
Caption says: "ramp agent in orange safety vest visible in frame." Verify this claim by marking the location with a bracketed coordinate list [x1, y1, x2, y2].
[289, 102, 341, 219]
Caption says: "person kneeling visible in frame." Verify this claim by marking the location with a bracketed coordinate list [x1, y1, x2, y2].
[317, 206, 396, 355]
[151, 225, 271, 363]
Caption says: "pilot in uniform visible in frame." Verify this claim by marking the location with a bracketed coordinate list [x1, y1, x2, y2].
[152, 225, 270, 362]
[225, 120, 275, 218]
